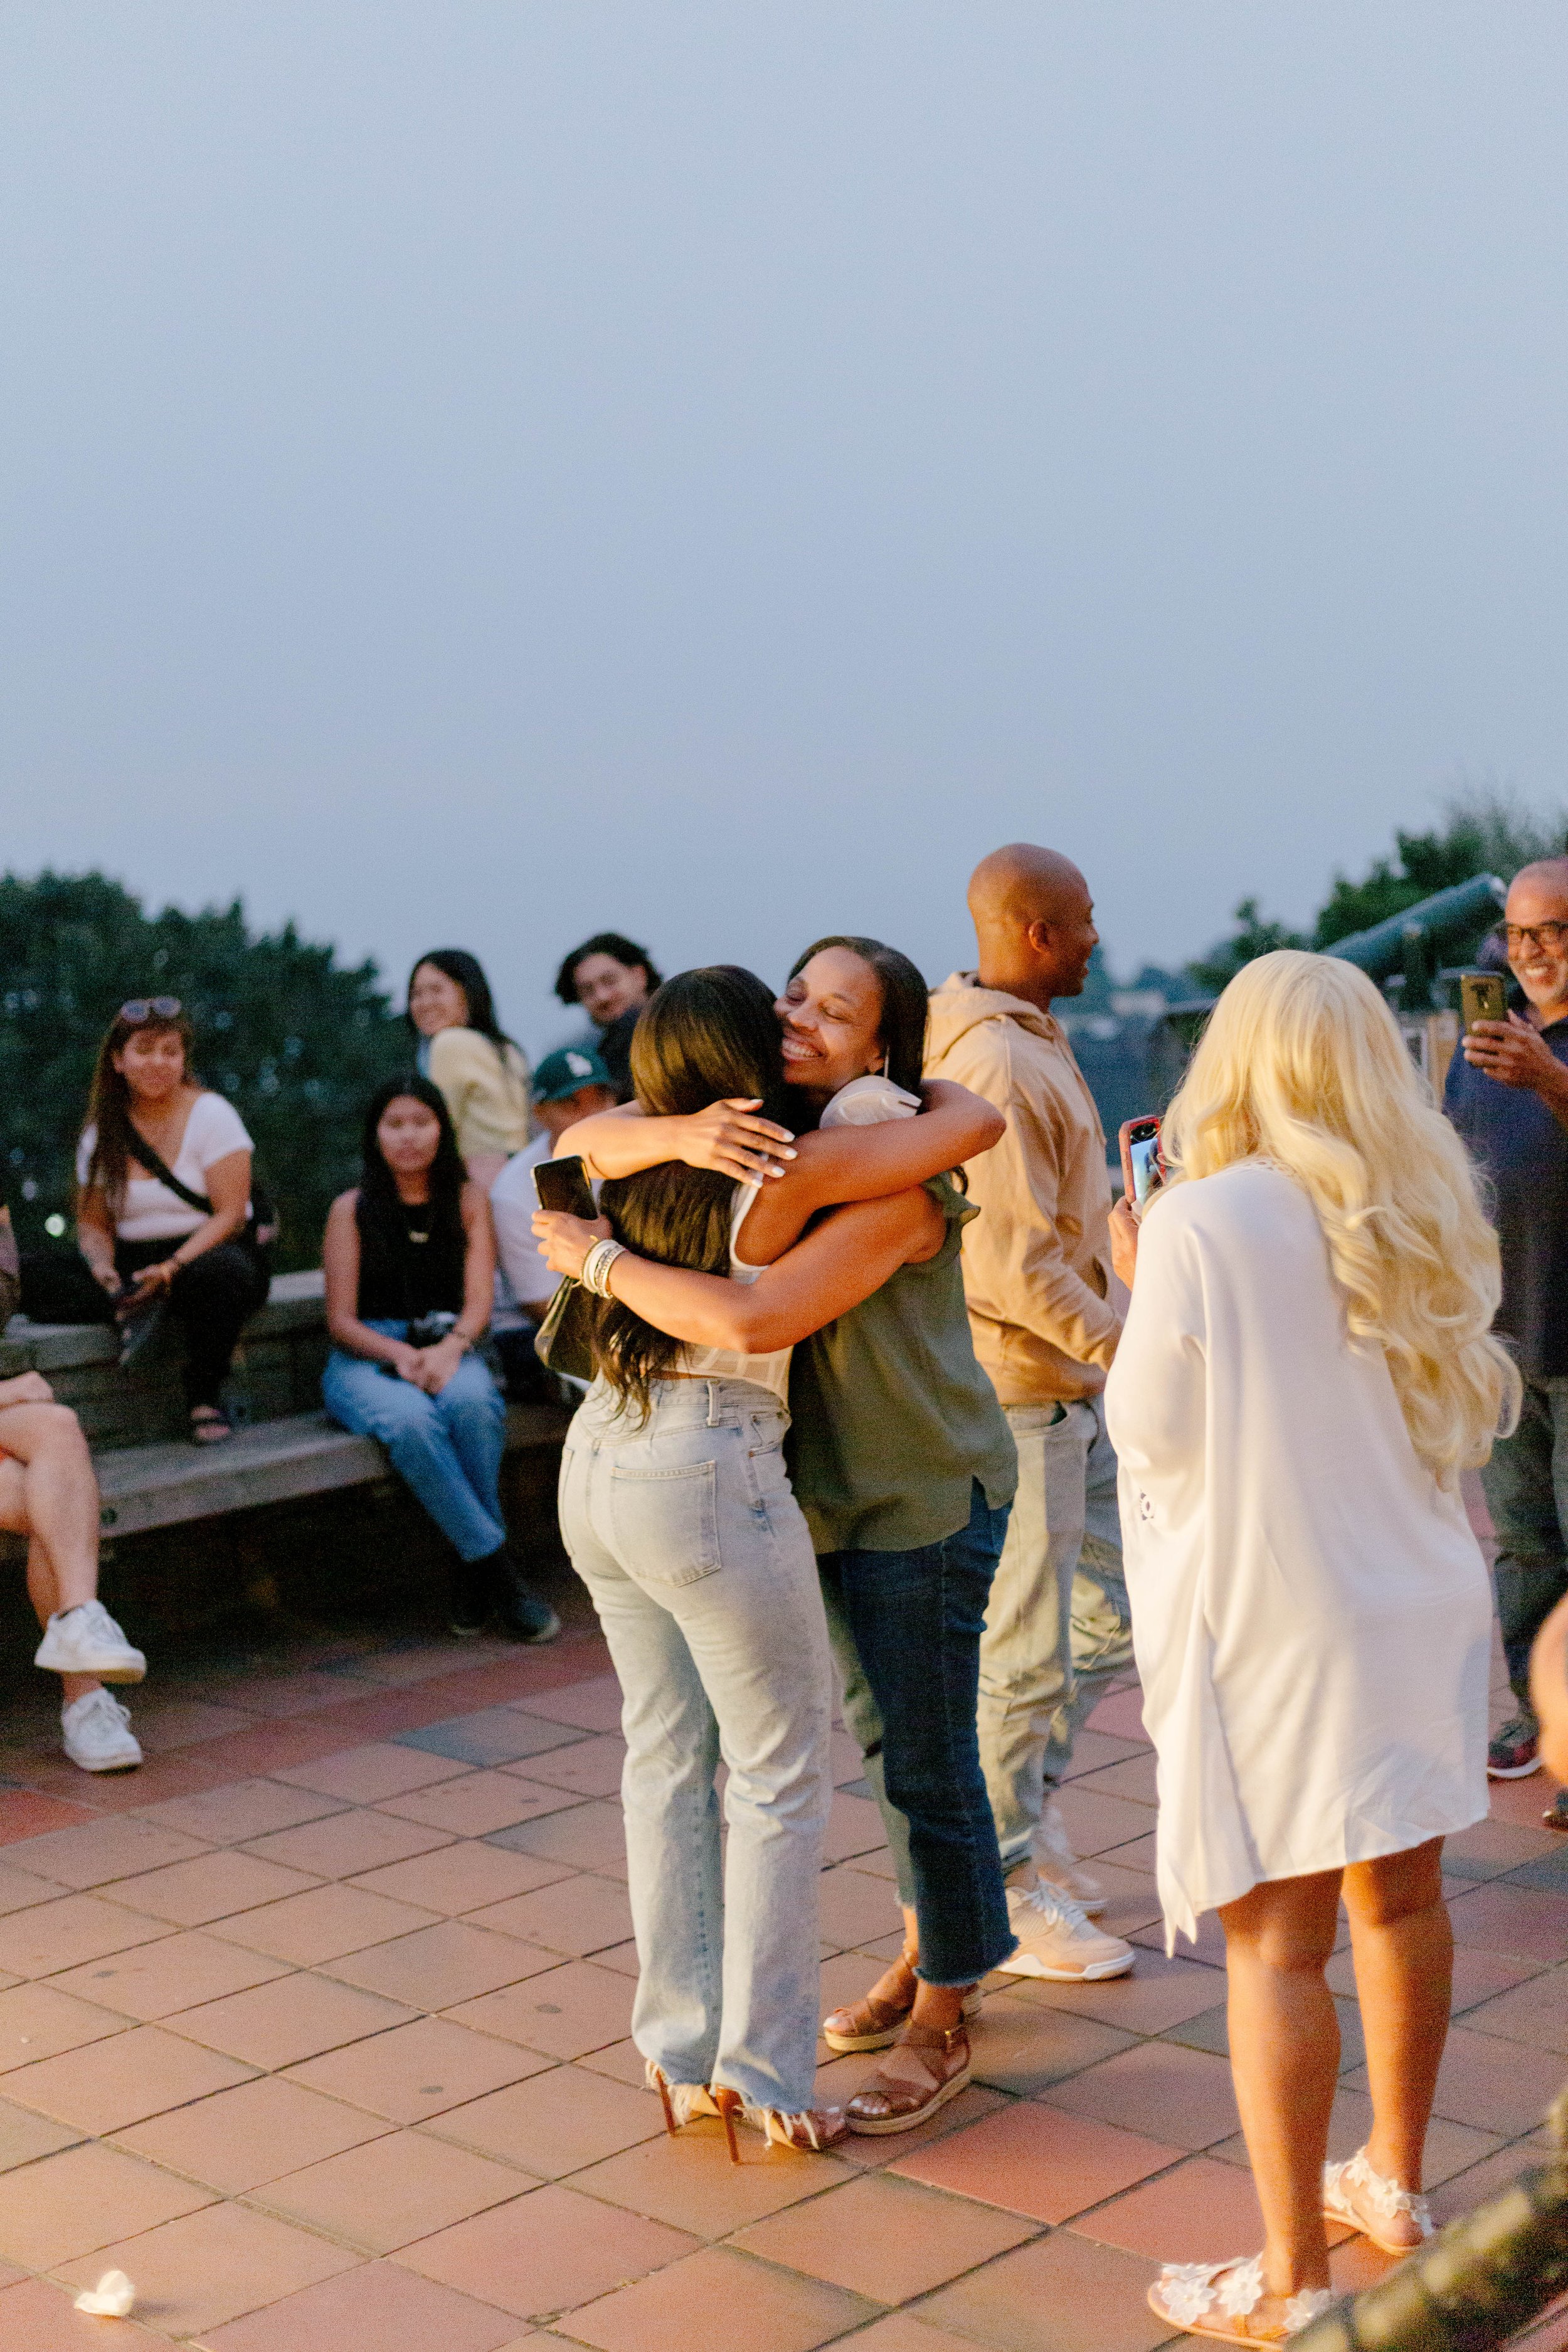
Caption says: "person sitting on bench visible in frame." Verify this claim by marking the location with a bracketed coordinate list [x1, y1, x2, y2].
[0, 1372, 146, 1772]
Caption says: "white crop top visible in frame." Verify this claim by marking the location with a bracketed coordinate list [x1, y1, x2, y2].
[77, 1094, 253, 1242]
[677, 1183, 793, 1408]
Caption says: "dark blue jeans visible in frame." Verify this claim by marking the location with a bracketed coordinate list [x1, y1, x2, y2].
[817, 1480, 1015, 1987]
[1480, 1373, 1568, 1714]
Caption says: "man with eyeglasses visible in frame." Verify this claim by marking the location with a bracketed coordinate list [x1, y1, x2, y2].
[1446, 859, 1568, 1796]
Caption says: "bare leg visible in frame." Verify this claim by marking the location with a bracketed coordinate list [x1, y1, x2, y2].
[1342, 1840, 1449, 2213]
[0, 1429, 103, 1707]
[898, 1902, 969, 2030]
[0, 1406, 102, 1609]
[1219, 1871, 1342, 2306]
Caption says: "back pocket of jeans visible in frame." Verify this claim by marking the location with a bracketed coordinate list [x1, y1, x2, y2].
[608, 1459, 722, 1585]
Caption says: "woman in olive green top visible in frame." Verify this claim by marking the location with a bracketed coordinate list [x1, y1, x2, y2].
[539, 936, 1019, 2137]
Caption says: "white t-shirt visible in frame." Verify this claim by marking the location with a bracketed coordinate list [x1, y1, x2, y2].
[490, 1135, 559, 1322]
[77, 1094, 254, 1242]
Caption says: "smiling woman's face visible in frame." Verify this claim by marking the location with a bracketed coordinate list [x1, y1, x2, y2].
[775, 948, 885, 1106]
[408, 963, 469, 1037]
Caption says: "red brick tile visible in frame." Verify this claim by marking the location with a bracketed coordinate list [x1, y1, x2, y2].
[1084, 1688, 1149, 1742]
[351, 1841, 563, 1914]
[257, 2127, 528, 2251]
[572, 2122, 855, 2235]
[0, 1857, 68, 1914]
[563, 2242, 874, 2350]
[990, 1947, 1221, 2036]
[516, 1675, 625, 1733]
[0, 1791, 97, 1845]
[2, 1816, 211, 1888]
[286, 2014, 552, 2121]
[201, 2258, 523, 2351]
[242, 1810, 453, 1878]
[50, 1929, 287, 2021]
[378, 1772, 578, 1836]
[425, 2062, 664, 2175]
[1449, 1882, 1568, 1964]
[731, 2171, 1037, 2301]
[0, 2275, 149, 2348]
[54, 2200, 361, 2335]
[0, 1894, 170, 1978]
[0, 2139, 213, 2267]
[0, 2023, 255, 2132]
[445, 1958, 634, 2058]
[967, 1993, 1135, 2095]
[395, 2180, 697, 2319]
[324, 1919, 553, 2009]
[272, 1743, 473, 1803]
[1041, 2039, 1241, 2149]
[1072, 2151, 1265, 2261]
[514, 1734, 626, 1799]
[113, 2073, 391, 2192]
[0, 1979, 127, 2065]
[208, 1881, 440, 1966]
[922, 2225, 1177, 2351]
[172, 1971, 415, 2067]
[893, 2098, 1185, 2223]
[817, 1864, 901, 1949]
[109, 1850, 322, 1926]
[129, 1777, 347, 1845]
[465, 1873, 632, 1957]
[1459, 1964, 1568, 2055]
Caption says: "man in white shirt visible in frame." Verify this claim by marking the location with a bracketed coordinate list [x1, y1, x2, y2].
[489, 1046, 616, 1397]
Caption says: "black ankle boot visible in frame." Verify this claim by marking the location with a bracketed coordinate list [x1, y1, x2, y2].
[448, 1557, 491, 1637]
[484, 1549, 561, 1645]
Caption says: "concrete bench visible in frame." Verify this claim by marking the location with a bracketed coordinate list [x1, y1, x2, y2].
[2, 1269, 571, 1540]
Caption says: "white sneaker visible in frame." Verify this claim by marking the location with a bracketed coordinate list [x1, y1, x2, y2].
[34, 1602, 146, 1685]
[61, 1689, 143, 1774]
[999, 1872, 1134, 1981]
[1034, 1795, 1106, 1914]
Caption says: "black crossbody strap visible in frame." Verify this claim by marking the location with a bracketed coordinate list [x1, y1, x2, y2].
[127, 1126, 213, 1216]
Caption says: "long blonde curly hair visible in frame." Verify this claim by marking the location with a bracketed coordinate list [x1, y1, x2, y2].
[1158, 950, 1520, 1487]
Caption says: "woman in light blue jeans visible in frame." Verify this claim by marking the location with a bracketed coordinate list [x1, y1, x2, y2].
[540, 965, 1005, 2154]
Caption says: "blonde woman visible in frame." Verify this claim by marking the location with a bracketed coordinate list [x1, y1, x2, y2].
[1106, 951, 1518, 2346]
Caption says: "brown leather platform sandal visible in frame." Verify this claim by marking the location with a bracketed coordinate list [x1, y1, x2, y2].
[844, 2018, 973, 2135]
[821, 1949, 983, 2054]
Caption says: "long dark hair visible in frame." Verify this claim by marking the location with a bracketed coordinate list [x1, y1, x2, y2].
[594, 967, 790, 1417]
[787, 935, 930, 1096]
[354, 1074, 469, 1259]
[406, 948, 516, 1052]
[82, 1007, 198, 1212]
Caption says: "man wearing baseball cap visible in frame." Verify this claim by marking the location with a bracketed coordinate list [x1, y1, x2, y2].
[489, 1045, 617, 1397]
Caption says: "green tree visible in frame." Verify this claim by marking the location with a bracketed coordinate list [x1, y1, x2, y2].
[0, 872, 408, 1268]
[1186, 898, 1310, 996]
[1187, 790, 1568, 994]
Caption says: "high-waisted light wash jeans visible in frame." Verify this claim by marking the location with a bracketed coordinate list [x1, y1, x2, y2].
[322, 1322, 507, 1562]
[559, 1375, 832, 2114]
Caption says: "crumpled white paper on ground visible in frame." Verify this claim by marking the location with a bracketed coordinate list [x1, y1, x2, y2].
[74, 2270, 135, 2316]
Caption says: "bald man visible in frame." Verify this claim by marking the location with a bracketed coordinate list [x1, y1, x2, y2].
[924, 845, 1133, 1983]
[1446, 857, 1568, 1794]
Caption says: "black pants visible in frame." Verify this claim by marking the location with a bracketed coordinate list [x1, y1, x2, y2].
[27, 1240, 268, 1412]
[118, 1239, 269, 1409]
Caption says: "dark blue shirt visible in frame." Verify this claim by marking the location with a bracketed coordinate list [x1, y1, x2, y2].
[1445, 997, 1568, 1381]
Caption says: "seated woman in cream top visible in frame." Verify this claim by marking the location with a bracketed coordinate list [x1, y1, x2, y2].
[407, 949, 532, 1186]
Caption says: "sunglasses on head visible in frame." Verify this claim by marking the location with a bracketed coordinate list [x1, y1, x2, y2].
[119, 997, 183, 1025]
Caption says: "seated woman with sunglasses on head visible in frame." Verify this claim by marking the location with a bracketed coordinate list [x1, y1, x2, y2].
[75, 999, 270, 1444]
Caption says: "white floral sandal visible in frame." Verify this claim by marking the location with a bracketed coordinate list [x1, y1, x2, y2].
[1148, 2254, 1333, 2343]
[1322, 2146, 1435, 2256]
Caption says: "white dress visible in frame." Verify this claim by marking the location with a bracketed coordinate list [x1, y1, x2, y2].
[1104, 1161, 1490, 1948]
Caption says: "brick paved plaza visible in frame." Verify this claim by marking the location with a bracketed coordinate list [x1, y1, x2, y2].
[0, 1489, 1565, 2350]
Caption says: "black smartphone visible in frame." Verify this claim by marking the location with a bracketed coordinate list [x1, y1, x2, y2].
[532, 1155, 599, 1222]
[1459, 973, 1508, 1036]
[1118, 1115, 1164, 1214]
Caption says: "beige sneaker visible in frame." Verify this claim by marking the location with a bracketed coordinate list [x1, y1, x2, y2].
[1034, 1796, 1107, 1914]
[998, 1870, 1133, 1981]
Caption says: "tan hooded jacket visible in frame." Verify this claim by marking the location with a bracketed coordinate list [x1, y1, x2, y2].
[924, 972, 1121, 1404]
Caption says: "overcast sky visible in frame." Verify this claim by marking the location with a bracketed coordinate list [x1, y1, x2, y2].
[3, 3, 1564, 1052]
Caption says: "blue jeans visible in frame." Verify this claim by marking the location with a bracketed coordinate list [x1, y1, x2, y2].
[559, 1376, 832, 2114]
[818, 1480, 1016, 1987]
[1480, 1373, 1568, 1713]
[322, 1323, 507, 1562]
